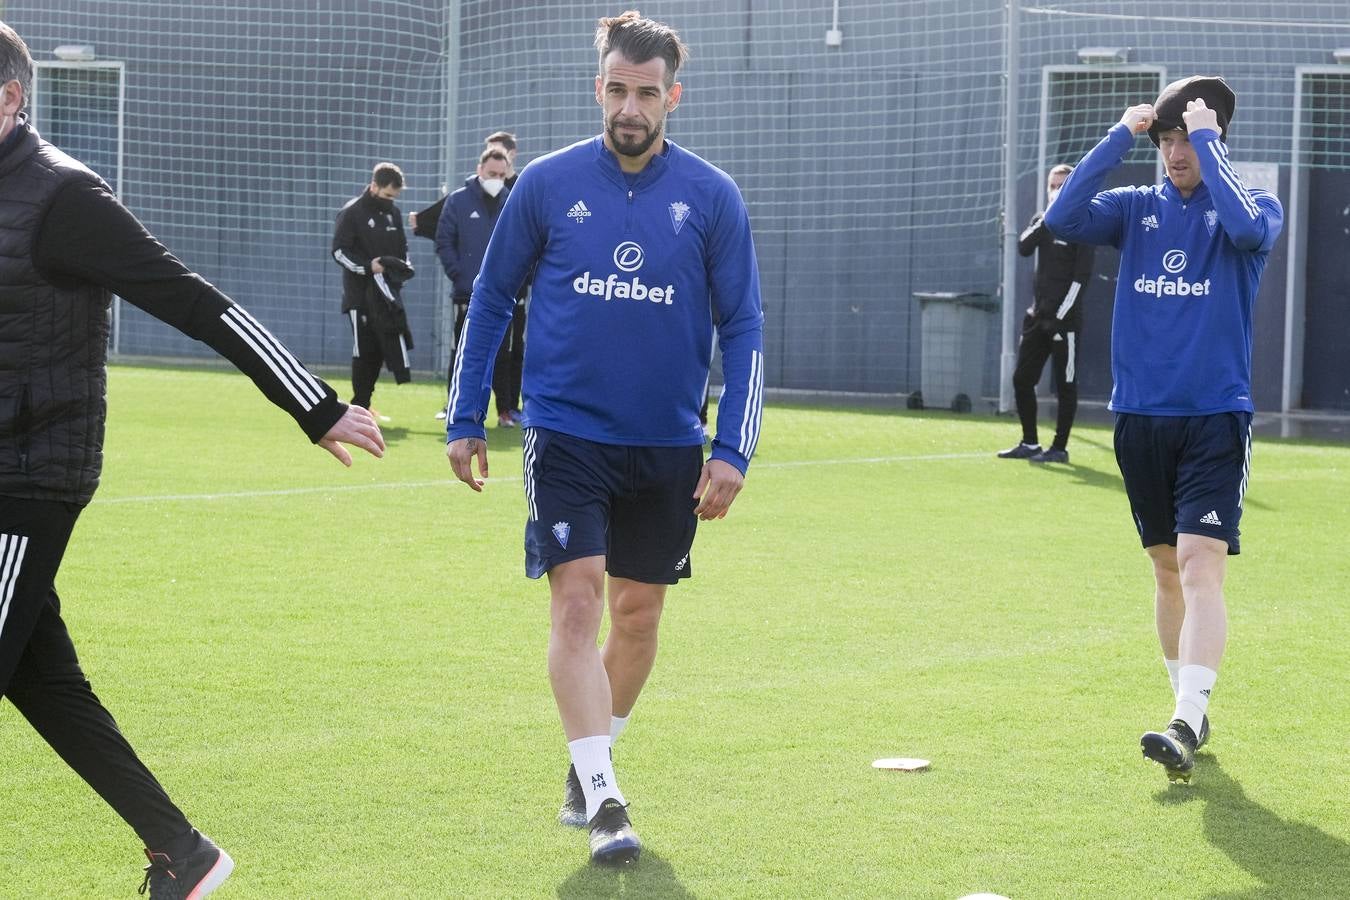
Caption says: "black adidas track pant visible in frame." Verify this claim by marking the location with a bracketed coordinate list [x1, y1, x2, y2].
[1012, 319, 1079, 451]
[0, 496, 193, 850]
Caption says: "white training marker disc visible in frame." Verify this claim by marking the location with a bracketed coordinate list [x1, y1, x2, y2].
[871, 757, 930, 771]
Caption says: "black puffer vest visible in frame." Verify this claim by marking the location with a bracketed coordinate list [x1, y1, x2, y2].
[0, 119, 111, 505]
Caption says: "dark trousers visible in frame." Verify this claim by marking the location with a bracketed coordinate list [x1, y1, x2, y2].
[0, 496, 192, 849]
[1013, 319, 1078, 450]
[446, 300, 526, 415]
[444, 299, 471, 396]
[492, 303, 526, 416]
[349, 309, 383, 409]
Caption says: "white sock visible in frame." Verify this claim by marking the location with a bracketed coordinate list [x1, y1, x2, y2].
[1172, 664, 1217, 738]
[1164, 658, 1182, 697]
[567, 735, 624, 821]
[610, 714, 630, 744]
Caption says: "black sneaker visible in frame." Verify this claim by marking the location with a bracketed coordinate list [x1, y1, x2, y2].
[997, 442, 1041, 459]
[1196, 714, 1210, 750]
[1141, 719, 1198, 783]
[559, 764, 587, 828]
[1029, 447, 1069, 464]
[588, 798, 641, 865]
[139, 833, 234, 899]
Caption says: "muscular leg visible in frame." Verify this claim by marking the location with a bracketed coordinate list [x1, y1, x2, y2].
[1144, 535, 1226, 757]
[601, 577, 667, 718]
[1175, 533, 1228, 671]
[546, 556, 611, 741]
[1146, 544, 1184, 660]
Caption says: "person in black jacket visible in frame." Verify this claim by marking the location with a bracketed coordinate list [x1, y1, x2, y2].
[0, 22, 384, 898]
[999, 164, 1095, 464]
[434, 147, 513, 421]
[331, 162, 412, 416]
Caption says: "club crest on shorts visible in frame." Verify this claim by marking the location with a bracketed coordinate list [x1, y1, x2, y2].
[551, 521, 571, 548]
[669, 201, 691, 235]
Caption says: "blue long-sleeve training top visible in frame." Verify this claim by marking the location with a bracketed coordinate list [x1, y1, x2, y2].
[447, 136, 766, 472]
[1044, 123, 1283, 415]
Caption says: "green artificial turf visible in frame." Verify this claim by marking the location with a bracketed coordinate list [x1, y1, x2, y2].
[1, 364, 1346, 898]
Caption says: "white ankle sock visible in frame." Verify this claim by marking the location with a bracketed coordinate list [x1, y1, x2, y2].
[568, 735, 624, 821]
[1172, 664, 1217, 737]
[610, 714, 630, 744]
[1164, 658, 1182, 697]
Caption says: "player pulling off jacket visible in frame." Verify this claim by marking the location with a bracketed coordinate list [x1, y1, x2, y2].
[1045, 76, 1282, 783]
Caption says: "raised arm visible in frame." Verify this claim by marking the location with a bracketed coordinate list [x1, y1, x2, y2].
[1043, 105, 1154, 247]
[1184, 101, 1283, 253]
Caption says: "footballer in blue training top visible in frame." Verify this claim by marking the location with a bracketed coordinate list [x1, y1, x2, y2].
[445, 10, 765, 867]
[1045, 75, 1282, 786]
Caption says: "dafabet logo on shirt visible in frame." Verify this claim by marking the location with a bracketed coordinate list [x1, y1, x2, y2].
[1134, 249, 1211, 298]
[572, 242, 676, 304]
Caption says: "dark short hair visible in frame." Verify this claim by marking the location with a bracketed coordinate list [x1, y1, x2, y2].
[484, 131, 516, 152]
[1049, 164, 1074, 178]
[594, 10, 689, 88]
[478, 147, 509, 166]
[0, 21, 34, 110]
[371, 162, 404, 189]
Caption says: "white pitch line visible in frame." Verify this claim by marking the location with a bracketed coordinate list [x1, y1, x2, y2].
[98, 452, 992, 505]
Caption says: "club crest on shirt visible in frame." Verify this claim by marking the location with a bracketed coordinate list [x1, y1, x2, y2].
[669, 201, 691, 235]
[551, 521, 571, 548]
[1204, 208, 1218, 236]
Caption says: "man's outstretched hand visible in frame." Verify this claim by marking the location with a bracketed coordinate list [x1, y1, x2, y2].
[318, 405, 386, 466]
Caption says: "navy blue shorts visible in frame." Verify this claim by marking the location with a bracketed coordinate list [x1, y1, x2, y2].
[521, 427, 702, 583]
[1113, 412, 1252, 555]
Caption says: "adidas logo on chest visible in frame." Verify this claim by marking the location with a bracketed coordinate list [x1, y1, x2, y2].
[567, 200, 592, 222]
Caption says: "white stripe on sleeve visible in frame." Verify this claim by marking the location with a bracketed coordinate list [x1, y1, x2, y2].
[446, 312, 470, 425]
[737, 349, 764, 461]
[220, 307, 324, 411]
[1207, 143, 1259, 220]
[333, 249, 366, 274]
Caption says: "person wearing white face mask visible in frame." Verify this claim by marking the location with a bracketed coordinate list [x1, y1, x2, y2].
[434, 147, 512, 420]
[998, 163, 1096, 464]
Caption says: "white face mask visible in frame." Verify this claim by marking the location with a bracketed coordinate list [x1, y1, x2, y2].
[480, 177, 505, 198]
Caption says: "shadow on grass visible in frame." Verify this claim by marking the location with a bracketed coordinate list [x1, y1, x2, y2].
[1025, 436, 1124, 493]
[1154, 754, 1350, 898]
[556, 850, 694, 899]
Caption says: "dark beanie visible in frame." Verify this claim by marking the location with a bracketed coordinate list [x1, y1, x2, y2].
[1148, 75, 1236, 146]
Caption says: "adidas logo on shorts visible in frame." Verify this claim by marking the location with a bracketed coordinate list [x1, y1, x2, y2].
[1200, 510, 1223, 526]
